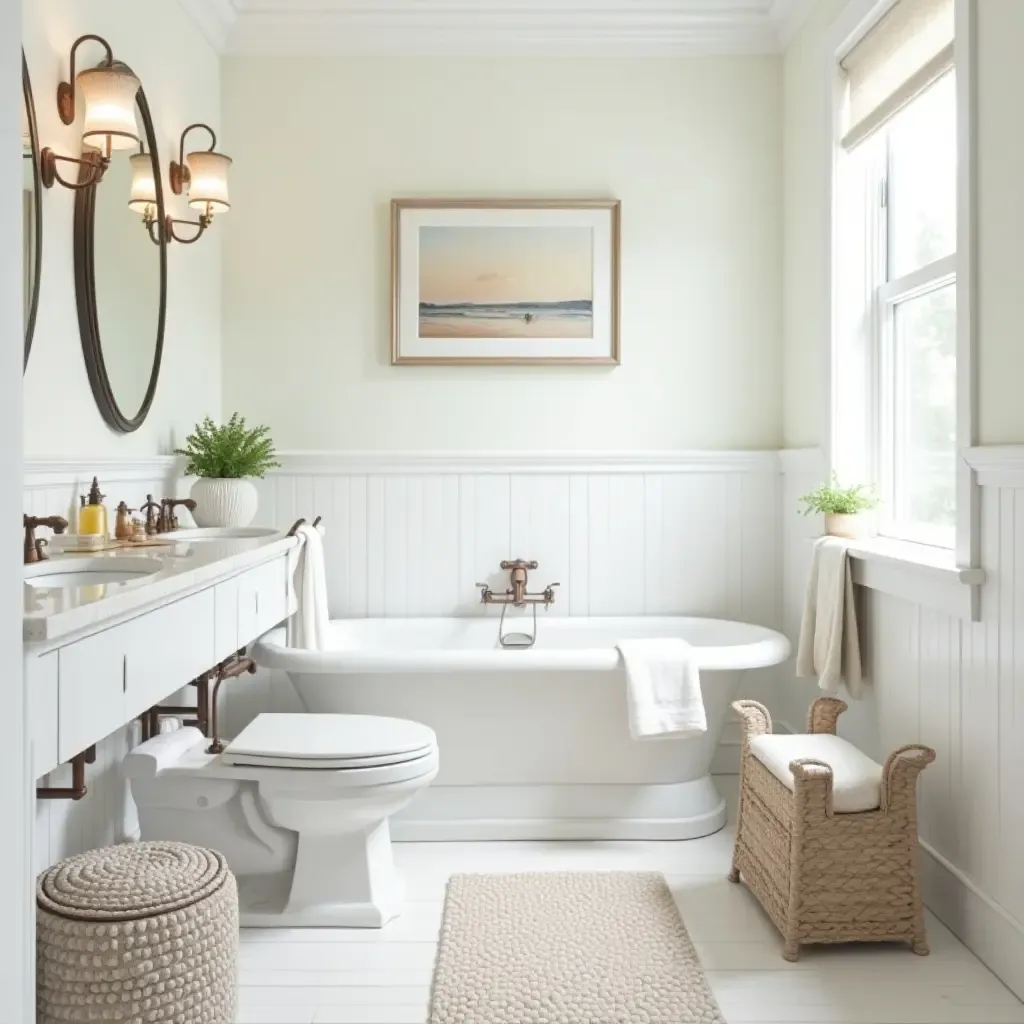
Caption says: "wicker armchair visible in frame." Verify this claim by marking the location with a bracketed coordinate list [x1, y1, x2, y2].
[729, 697, 935, 961]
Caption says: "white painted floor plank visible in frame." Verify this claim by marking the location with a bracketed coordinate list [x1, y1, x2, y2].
[239, 987, 430, 1007]
[238, 969, 435, 989]
[240, 942, 437, 972]
[312, 1007, 429, 1024]
[236, 785, 1021, 1024]
[236, 1008, 315, 1024]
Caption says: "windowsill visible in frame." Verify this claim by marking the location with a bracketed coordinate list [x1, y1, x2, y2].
[843, 537, 983, 621]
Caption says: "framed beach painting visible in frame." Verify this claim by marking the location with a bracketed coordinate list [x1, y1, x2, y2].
[391, 199, 620, 365]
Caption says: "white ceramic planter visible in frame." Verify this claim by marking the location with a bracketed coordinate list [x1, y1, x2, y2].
[825, 512, 873, 540]
[190, 478, 259, 528]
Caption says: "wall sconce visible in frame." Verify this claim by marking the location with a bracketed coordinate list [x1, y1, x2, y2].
[41, 34, 140, 191]
[129, 151, 163, 243]
[165, 123, 232, 244]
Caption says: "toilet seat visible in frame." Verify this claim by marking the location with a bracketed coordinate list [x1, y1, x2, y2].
[221, 713, 437, 770]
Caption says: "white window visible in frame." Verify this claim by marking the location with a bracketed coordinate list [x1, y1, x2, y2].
[832, 0, 967, 552]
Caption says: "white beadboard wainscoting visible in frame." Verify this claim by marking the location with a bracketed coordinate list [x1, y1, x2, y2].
[249, 451, 781, 621]
[780, 447, 1024, 1001]
[23, 456, 183, 525]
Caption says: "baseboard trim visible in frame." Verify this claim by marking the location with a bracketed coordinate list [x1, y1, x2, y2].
[920, 839, 1024, 1001]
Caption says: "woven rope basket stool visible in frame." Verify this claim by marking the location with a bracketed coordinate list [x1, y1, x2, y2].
[37, 841, 238, 1023]
[729, 697, 935, 962]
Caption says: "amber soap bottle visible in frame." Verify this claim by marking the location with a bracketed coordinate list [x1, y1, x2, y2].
[78, 477, 109, 537]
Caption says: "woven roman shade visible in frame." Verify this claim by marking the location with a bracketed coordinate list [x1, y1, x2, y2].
[841, 0, 954, 150]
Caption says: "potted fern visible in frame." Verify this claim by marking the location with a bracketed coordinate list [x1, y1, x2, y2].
[799, 476, 879, 540]
[175, 414, 280, 528]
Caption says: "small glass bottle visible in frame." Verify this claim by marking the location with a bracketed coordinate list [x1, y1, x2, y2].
[78, 477, 109, 537]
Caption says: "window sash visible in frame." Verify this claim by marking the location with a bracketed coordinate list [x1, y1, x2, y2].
[876, 255, 956, 547]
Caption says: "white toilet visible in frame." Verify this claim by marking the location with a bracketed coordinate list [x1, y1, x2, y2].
[125, 713, 438, 927]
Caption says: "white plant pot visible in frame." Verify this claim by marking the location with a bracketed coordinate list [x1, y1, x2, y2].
[825, 512, 873, 540]
[190, 478, 259, 528]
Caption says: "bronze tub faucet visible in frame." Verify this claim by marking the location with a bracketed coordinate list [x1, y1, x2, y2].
[477, 559, 559, 609]
[24, 514, 69, 564]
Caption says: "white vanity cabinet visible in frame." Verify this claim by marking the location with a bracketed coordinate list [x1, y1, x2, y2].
[29, 548, 294, 779]
[121, 590, 217, 727]
[237, 557, 291, 651]
[27, 653, 58, 780]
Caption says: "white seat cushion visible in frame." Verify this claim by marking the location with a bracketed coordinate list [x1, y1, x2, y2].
[748, 733, 883, 813]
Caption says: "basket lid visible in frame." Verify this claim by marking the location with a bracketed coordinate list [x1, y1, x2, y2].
[37, 841, 231, 921]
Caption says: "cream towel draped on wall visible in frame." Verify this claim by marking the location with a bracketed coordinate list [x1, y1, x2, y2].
[796, 537, 864, 699]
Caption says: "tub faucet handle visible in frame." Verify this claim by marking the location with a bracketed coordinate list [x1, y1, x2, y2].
[543, 582, 561, 604]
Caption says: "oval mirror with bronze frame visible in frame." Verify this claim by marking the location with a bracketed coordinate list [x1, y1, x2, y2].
[74, 66, 167, 433]
[22, 50, 43, 372]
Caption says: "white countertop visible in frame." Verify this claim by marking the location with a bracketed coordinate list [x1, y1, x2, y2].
[23, 531, 298, 647]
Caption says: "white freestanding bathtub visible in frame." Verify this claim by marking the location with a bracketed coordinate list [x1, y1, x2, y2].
[252, 616, 790, 840]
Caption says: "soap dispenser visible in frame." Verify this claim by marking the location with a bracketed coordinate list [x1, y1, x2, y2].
[79, 477, 109, 538]
[114, 502, 136, 541]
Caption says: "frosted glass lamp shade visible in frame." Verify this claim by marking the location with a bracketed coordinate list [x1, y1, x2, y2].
[78, 67, 140, 151]
[186, 151, 231, 214]
[129, 153, 157, 213]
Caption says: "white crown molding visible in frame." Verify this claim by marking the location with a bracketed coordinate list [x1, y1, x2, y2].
[964, 446, 1024, 488]
[175, 0, 239, 53]
[270, 450, 782, 476]
[772, 0, 816, 49]
[179, 1, 813, 55]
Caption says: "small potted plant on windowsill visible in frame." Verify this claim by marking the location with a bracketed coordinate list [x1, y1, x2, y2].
[799, 476, 880, 540]
[175, 414, 280, 528]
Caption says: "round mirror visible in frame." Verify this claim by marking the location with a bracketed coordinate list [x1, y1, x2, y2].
[74, 70, 166, 433]
[22, 51, 43, 371]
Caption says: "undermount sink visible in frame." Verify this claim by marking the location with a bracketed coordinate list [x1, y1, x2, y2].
[162, 527, 279, 541]
[23, 557, 162, 589]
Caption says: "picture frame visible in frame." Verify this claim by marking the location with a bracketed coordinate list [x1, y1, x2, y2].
[391, 198, 620, 366]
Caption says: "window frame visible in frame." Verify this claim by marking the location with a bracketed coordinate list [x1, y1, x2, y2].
[823, 0, 977, 574]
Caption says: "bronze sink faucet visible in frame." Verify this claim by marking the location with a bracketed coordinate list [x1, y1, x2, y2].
[24, 514, 69, 564]
[140, 494, 162, 535]
[155, 497, 197, 533]
[477, 559, 560, 609]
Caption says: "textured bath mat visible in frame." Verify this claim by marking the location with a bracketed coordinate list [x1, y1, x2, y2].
[430, 871, 725, 1024]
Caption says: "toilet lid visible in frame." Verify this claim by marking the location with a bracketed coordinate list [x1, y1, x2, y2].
[221, 713, 437, 769]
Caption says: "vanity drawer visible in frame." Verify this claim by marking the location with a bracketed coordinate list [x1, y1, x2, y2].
[58, 628, 126, 763]
[238, 557, 289, 644]
[27, 652, 59, 779]
[124, 590, 216, 721]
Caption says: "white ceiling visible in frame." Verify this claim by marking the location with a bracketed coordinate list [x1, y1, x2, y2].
[177, 0, 816, 55]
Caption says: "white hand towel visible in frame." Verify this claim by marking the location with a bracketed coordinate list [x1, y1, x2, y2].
[287, 523, 330, 651]
[617, 638, 707, 740]
[796, 536, 863, 698]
